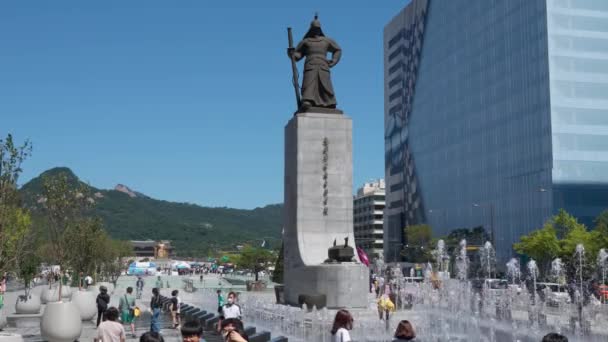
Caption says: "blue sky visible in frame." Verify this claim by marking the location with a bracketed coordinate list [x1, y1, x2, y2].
[0, 1, 406, 209]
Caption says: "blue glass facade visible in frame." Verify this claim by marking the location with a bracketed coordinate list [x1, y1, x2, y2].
[384, 0, 608, 262]
[547, 0, 608, 226]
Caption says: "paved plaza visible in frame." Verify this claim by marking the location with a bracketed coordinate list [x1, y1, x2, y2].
[0, 274, 252, 341]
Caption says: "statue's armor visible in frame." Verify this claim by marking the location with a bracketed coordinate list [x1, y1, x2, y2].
[294, 36, 341, 108]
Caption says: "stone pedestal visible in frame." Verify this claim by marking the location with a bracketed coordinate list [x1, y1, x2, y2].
[283, 112, 368, 309]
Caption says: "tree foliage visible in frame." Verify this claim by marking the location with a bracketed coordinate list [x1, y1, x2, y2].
[37, 171, 93, 268]
[514, 223, 561, 275]
[271, 244, 284, 284]
[515, 209, 608, 280]
[236, 246, 274, 282]
[0, 134, 33, 276]
[401, 224, 433, 263]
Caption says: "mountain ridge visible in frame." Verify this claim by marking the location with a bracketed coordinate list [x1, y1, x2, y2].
[20, 167, 283, 256]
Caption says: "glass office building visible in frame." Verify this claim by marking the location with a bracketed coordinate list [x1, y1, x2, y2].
[384, 0, 608, 262]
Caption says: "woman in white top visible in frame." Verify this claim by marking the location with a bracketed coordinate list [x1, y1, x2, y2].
[331, 309, 353, 342]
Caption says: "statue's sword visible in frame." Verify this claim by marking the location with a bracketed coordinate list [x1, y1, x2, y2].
[287, 27, 302, 110]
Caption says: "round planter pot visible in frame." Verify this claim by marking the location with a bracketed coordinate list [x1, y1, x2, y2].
[15, 294, 42, 314]
[60, 286, 72, 301]
[71, 290, 97, 321]
[0, 332, 25, 342]
[42, 288, 61, 304]
[30, 285, 45, 298]
[40, 302, 82, 342]
[0, 310, 7, 330]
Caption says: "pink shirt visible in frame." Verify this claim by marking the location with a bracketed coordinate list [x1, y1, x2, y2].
[96, 321, 125, 342]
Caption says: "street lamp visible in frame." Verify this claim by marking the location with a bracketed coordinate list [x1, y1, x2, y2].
[473, 203, 495, 246]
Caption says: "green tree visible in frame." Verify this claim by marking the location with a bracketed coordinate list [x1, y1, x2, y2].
[401, 224, 433, 263]
[64, 217, 106, 277]
[593, 210, 608, 248]
[514, 223, 561, 277]
[560, 223, 599, 281]
[236, 246, 274, 282]
[271, 244, 284, 284]
[553, 208, 581, 239]
[38, 171, 93, 297]
[0, 134, 33, 277]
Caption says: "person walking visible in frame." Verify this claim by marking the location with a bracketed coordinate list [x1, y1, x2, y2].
[331, 309, 353, 342]
[170, 290, 182, 328]
[78, 272, 85, 290]
[393, 320, 416, 341]
[216, 289, 224, 314]
[136, 276, 144, 299]
[150, 288, 162, 333]
[221, 292, 242, 319]
[378, 294, 396, 331]
[96, 286, 111, 327]
[95, 307, 126, 342]
[119, 286, 137, 338]
[155, 276, 163, 289]
[218, 292, 242, 333]
[85, 274, 93, 289]
[0, 272, 6, 311]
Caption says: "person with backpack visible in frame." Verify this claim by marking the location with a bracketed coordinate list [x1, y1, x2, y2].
[150, 288, 162, 333]
[119, 286, 137, 338]
[96, 286, 111, 327]
[170, 289, 182, 329]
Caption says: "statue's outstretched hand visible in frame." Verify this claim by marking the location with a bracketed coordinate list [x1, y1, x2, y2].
[287, 48, 295, 58]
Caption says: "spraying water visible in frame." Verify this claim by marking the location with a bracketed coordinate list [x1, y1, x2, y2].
[598, 248, 607, 286]
[551, 258, 565, 285]
[527, 259, 539, 303]
[433, 239, 450, 274]
[455, 239, 469, 281]
[479, 241, 496, 279]
[506, 258, 521, 285]
[574, 244, 586, 299]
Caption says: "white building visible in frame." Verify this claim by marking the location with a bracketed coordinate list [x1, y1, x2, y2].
[353, 179, 385, 259]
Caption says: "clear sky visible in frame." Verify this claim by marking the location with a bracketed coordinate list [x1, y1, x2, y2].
[1, 0, 406, 209]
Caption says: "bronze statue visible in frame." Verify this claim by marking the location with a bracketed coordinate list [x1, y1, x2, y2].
[287, 15, 342, 113]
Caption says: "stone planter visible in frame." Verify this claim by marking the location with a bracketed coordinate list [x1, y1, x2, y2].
[71, 290, 97, 321]
[40, 302, 82, 342]
[245, 280, 267, 292]
[60, 286, 72, 301]
[15, 294, 41, 314]
[41, 288, 61, 304]
[0, 310, 7, 330]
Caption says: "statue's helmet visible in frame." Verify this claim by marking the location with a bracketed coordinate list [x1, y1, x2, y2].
[310, 14, 321, 28]
[304, 14, 325, 38]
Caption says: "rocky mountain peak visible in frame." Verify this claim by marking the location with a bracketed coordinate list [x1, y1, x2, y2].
[114, 184, 138, 198]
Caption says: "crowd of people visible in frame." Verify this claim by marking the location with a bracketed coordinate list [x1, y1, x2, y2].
[1, 270, 575, 342]
[91, 275, 250, 342]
